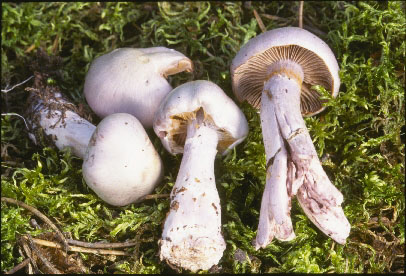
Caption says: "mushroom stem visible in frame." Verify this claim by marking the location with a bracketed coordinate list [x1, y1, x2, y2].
[27, 91, 96, 159]
[256, 65, 350, 246]
[256, 89, 295, 249]
[160, 110, 226, 272]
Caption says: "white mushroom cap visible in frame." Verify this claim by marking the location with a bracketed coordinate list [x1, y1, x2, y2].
[153, 80, 249, 155]
[84, 47, 193, 128]
[82, 113, 163, 206]
[231, 27, 340, 116]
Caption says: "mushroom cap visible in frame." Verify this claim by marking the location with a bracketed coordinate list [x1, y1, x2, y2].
[84, 47, 193, 128]
[82, 113, 163, 206]
[231, 27, 340, 116]
[153, 80, 248, 155]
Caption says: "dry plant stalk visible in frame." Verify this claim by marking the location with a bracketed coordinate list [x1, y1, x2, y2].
[25, 236, 130, 256]
[298, 1, 304, 28]
[25, 234, 62, 274]
[4, 258, 30, 274]
[253, 9, 266, 32]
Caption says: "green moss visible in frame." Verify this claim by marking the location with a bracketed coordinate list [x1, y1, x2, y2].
[1, 1, 405, 273]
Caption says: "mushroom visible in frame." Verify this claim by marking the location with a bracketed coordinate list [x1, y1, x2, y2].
[83, 47, 193, 128]
[153, 80, 248, 272]
[230, 27, 350, 249]
[27, 88, 96, 159]
[26, 85, 163, 206]
[82, 113, 163, 206]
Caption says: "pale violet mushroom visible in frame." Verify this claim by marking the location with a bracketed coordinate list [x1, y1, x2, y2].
[27, 90, 163, 206]
[230, 27, 350, 249]
[82, 113, 163, 206]
[153, 80, 248, 272]
[83, 47, 193, 128]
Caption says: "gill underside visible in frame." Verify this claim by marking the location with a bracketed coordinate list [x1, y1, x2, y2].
[168, 107, 235, 153]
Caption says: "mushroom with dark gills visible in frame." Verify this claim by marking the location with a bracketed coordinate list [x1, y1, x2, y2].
[153, 80, 248, 272]
[230, 27, 350, 249]
[84, 47, 193, 128]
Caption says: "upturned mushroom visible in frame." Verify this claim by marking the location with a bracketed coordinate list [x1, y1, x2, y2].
[27, 82, 163, 206]
[153, 80, 248, 272]
[82, 113, 163, 206]
[230, 27, 350, 249]
[83, 47, 193, 128]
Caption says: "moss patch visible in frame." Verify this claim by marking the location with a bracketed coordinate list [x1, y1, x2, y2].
[1, 1, 405, 273]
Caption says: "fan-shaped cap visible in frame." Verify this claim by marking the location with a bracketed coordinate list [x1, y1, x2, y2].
[231, 27, 340, 116]
[84, 47, 193, 127]
[153, 80, 248, 155]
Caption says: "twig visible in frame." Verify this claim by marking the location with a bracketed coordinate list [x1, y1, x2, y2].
[1, 197, 70, 252]
[4, 258, 30, 274]
[298, 1, 304, 28]
[1, 75, 33, 93]
[20, 237, 40, 274]
[1, 113, 30, 131]
[19, 245, 33, 274]
[2, 144, 22, 162]
[205, 49, 215, 58]
[28, 237, 131, 256]
[26, 235, 62, 274]
[25, 44, 36, 53]
[261, 14, 290, 22]
[253, 9, 266, 33]
[139, 193, 170, 201]
[67, 239, 138, 249]
[51, 34, 59, 54]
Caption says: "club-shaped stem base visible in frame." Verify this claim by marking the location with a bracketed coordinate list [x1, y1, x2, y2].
[159, 113, 226, 272]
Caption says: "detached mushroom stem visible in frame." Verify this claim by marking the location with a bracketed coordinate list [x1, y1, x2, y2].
[160, 109, 225, 272]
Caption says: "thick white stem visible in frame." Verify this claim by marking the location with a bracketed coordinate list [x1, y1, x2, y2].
[159, 115, 226, 272]
[255, 90, 295, 250]
[264, 74, 350, 245]
[27, 92, 96, 159]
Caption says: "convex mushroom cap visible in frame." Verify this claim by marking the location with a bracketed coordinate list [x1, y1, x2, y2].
[231, 26, 340, 116]
[153, 80, 249, 155]
[84, 47, 193, 128]
[82, 113, 163, 206]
